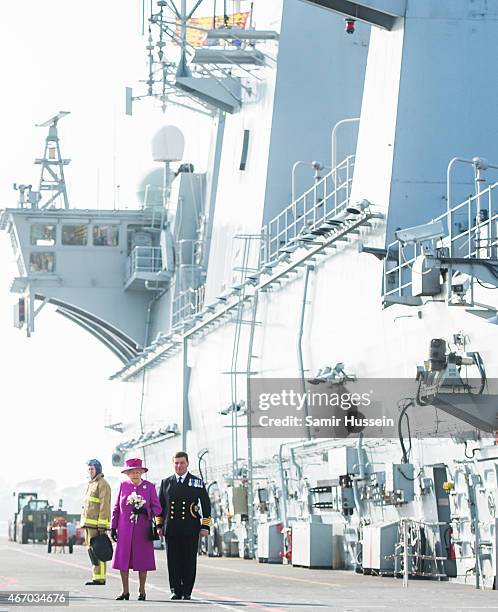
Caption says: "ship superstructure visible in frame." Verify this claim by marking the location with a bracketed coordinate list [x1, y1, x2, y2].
[4, 0, 498, 590]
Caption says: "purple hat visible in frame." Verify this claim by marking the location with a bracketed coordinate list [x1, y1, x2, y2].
[121, 458, 148, 474]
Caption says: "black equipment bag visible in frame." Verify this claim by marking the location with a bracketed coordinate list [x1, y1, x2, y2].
[89, 533, 114, 562]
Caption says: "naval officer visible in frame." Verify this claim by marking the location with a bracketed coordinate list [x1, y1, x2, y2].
[157, 451, 211, 600]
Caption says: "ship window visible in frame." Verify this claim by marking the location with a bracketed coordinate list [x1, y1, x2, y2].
[93, 224, 119, 246]
[239, 129, 250, 171]
[31, 224, 56, 246]
[29, 252, 55, 273]
[62, 224, 88, 246]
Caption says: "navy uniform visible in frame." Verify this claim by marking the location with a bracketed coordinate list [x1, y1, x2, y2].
[157, 472, 211, 599]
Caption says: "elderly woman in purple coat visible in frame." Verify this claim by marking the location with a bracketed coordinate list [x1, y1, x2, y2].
[111, 458, 162, 601]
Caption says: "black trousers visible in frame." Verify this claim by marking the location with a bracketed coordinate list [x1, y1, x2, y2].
[166, 535, 199, 596]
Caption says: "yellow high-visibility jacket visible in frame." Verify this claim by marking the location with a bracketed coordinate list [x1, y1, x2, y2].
[81, 473, 111, 529]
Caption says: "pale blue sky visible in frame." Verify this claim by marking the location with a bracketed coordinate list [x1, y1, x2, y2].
[0, 0, 211, 497]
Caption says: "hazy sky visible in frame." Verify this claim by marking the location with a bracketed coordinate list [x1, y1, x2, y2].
[0, 0, 211, 498]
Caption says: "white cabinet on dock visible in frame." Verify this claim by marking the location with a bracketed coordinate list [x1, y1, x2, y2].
[291, 522, 333, 568]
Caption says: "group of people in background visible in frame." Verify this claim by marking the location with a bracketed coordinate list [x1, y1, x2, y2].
[80, 452, 211, 601]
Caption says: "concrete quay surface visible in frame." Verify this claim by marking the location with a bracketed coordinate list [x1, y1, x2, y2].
[0, 538, 497, 611]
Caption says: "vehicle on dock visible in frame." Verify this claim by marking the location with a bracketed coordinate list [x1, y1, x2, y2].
[9, 492, 60, 544]
[47, 516, 73, 553]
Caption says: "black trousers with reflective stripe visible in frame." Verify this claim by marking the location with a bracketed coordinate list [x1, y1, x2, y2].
[166, 535, 199, 596]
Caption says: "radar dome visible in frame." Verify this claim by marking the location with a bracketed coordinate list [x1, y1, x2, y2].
[151, 125, 185, 162]
[136, 168, 165, 207]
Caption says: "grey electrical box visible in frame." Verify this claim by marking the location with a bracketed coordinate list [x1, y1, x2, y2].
[412, 255, 441, 296]
[292, 522, 333, 568]
[385, 463, 415, 504]
[363, 521, 399, 573]
[229, 486, 248, 515]
[328, 447, 367, 479]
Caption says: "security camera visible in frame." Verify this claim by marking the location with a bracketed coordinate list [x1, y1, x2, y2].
[345, 18, 355, 34]
[451, 272, 471, 297]
[347, 199, 371, 215]
[395, 220, 445, 244]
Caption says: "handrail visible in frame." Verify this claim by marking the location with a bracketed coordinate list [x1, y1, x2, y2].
[384, 180, 498, 301]
[172, 284, 206, 328]
[261, 155, 355, 265]
[126, 246, 163, 279]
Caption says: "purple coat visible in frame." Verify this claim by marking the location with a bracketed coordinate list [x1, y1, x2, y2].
[111, 479, 162, 571]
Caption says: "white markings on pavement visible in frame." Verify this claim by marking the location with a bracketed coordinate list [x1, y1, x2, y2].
[197, 560, 340, 588]
[5, 546, 288, 611]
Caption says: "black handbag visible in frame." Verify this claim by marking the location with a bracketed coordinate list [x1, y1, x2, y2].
[149, 517, 160, 541]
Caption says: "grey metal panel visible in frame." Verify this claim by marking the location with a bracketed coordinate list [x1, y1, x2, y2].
[175, 77, 241, 114]
[300, 0, 404, 29]
[262, 0, 369, 225]
[201, 113, 225, 273]
[431, 394, 498, 433]
[192, 48, 265, 66]
[348, 3, 498, 243]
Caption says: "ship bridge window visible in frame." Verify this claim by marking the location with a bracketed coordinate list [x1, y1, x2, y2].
[62, 224, 88, 246]
[29, 252, 55, 273]
[93, 224, 119, 247]
[31, 224, 56, 246]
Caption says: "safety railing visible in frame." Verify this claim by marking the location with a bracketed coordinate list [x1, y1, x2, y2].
[260, 156, 355, 265]
[384, 181, 498, 303]
[176, 238, 204, 267]
[172, 284, 206, 329]
[126, 246, 163, 279]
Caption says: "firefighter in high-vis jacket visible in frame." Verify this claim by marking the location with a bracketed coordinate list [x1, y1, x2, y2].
[81, 459, 111, 585]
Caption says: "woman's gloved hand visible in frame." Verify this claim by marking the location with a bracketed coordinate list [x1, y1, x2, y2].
[111, 528, 118, 542]
[138, 507, 148, 515]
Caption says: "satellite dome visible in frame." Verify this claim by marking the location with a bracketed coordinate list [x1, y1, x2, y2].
[151, 125, 185, 162]
[136, 168, 164, 207]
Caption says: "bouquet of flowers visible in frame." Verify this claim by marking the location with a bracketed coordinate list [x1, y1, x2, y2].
[126, 491, 147, 523]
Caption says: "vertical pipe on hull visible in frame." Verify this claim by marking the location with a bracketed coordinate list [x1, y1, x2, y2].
[182, 336, 191, 451]
[297, 264, 313, 440]
[140, 290, 166, 465]
[246, 291, 259, 560]
[278, 443, 289, 528]
[352, 433, 364, 522]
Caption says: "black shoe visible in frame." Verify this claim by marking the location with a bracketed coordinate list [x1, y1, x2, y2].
[183, 594, 191, 600]
[85, 580, 106, 585]
[138, 593, 146, 601]
[170, 593, 182, 600]
[116, 593, 130, 600]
